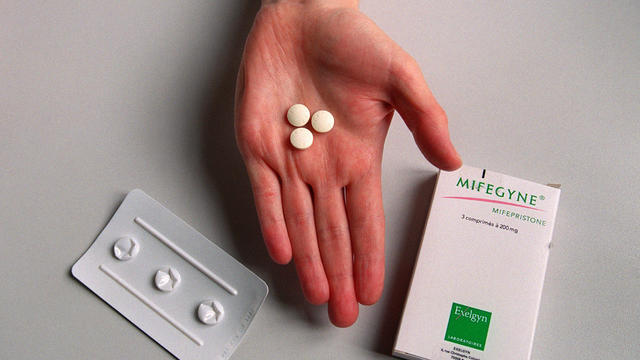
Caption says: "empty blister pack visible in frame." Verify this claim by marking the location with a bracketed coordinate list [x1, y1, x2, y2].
[72, 189, 268, 360]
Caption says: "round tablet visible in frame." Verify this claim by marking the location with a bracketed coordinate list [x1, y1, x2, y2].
[290, 128, 313, 150]
[154, 268, 181, 292]
[287, 104, 310, 127]
[311, 110, 334, 133]
[198, 300, 224, 325]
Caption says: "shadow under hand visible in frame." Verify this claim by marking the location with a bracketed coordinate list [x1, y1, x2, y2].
[373, 173, 438, 354]
[198, 0, 323, 324]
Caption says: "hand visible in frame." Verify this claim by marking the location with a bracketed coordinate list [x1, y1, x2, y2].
[234, 0, 461, 327]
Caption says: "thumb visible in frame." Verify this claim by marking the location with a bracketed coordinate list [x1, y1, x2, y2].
[389, 53, 462, 170]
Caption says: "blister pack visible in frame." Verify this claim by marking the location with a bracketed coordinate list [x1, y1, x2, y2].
[72, 189, 268, 360]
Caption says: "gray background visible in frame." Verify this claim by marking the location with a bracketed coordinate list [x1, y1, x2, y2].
[1, 1, 638, 359]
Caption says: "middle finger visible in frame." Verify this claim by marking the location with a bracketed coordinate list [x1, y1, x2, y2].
[282, 177, 330, 305]
[314, 185, 358, 327]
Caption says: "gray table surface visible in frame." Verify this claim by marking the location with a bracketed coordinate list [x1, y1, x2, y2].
[2, 1, 638, 359]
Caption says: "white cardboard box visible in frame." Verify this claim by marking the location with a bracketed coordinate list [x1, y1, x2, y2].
[393, 165, 560, 360]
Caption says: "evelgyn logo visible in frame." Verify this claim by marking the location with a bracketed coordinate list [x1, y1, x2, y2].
[456, 177, 539, 207]
[454, 305, 489, 323]
[444, 303, 492, 351]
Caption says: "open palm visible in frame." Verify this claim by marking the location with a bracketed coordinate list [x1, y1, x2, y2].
[235, 2, 461, 327]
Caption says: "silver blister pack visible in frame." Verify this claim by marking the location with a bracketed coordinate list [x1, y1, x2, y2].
[72, 189, 268, 360]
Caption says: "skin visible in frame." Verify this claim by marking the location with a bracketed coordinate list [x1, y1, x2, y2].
[235, 0, 462, 327]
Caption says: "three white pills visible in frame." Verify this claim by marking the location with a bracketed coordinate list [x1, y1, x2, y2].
[287, 104, 334, 150]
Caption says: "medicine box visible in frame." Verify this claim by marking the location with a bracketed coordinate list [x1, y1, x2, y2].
[393, 165, 560, 360]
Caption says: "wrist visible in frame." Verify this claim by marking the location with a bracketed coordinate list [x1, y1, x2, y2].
[261, 0, 358, 9]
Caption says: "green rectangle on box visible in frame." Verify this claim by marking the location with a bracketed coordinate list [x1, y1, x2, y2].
[444, 302, 492, 351]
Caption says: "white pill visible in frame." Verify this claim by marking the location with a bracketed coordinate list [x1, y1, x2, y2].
[287, 104, 310, 127]
[198, 300, 224, 325]
[311, 110, 334, 133]
[290, 128, 313, 150]
[154, 267, 181, 292]
[113, 237, 139, 261]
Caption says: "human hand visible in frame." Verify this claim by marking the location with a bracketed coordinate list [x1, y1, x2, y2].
[234, 0, 461, 327]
